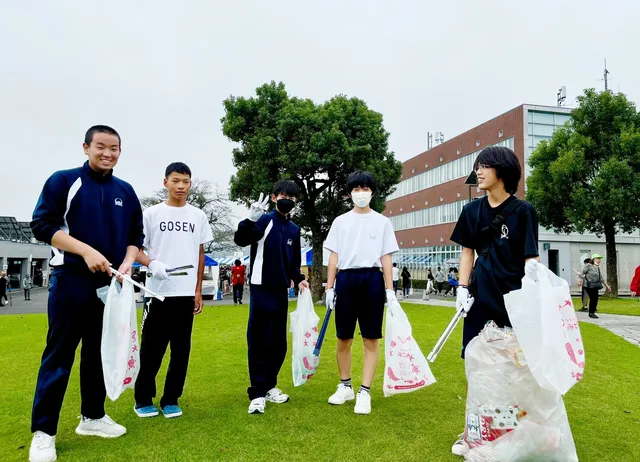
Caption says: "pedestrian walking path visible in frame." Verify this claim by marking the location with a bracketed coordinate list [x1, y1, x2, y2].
[576, 312, 640, 347]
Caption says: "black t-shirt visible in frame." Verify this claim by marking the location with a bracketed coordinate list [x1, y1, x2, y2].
[0, 277, 6, 292]
[451, 195, 539, 331]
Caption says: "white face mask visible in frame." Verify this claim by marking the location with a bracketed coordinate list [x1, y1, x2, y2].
[351, 191, 372, 208]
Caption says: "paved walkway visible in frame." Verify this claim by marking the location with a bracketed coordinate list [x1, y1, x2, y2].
[2, 287, 639, 347]
[576, 311, 640, 347]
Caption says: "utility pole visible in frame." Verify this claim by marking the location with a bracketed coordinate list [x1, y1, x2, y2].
[603, 59, 610, 91]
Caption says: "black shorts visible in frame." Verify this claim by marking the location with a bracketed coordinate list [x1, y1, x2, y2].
[335, 268, 385, 340]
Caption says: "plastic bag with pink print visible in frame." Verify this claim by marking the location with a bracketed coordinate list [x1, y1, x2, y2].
[100, 278, 140, 401]
[289, 289, 320, 387]
[504, 263, 585, 395]
[383, 300, 436, 397]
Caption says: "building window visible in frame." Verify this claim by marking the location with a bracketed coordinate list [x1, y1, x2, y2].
[386, 137, 514, 201]
[476, 140, 481, 147]
[498, 129, 503, 137]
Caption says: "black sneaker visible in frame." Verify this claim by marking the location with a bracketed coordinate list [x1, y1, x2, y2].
[589, 313, 599, 319]
[579, 307, 588, 312]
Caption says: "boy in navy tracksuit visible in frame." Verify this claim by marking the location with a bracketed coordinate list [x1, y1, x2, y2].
[29, 126, 144, 462]
[234, 180, 309, 415]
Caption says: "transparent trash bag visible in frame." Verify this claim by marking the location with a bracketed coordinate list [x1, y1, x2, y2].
[463, 323, 578, 462]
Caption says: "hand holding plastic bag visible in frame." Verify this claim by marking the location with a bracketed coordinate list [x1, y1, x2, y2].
[100, 278, 140, 401]
[290, 290, 320, 386]
[384, 300, 436, 396]
[504, 263, 585, 395]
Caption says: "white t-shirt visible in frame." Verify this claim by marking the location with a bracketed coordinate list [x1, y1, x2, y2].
[324, 210, 399, 270]
[392, 267, 400, 281]
[143, 202, 213, 297]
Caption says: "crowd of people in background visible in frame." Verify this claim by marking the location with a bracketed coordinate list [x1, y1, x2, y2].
[390, 265, 461, 298]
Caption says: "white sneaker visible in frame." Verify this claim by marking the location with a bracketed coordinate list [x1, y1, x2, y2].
[354, 391, 372, 415]
[265, 388, 290, 404]
[328, 384, 355, 405]
[451, 434, 469, 456]
[75, 414, 126, 438]
[29, 432, 56, 462]
[248, 397, 266, 414]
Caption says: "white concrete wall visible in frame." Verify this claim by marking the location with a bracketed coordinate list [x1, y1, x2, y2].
[538, 228, 640, 293]
[0, 241, 51, 286]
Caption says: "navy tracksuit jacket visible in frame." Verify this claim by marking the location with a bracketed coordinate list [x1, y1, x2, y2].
[30, 162, 143, 435]
[234, 211, 305, 400]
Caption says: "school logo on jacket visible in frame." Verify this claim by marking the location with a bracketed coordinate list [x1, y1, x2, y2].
[500, 224, 509, 240]
[114, 198, 123, 207]
[287, 238, 293, 246]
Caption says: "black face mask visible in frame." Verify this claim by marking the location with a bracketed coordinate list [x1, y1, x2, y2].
[276, 198, 295, 214]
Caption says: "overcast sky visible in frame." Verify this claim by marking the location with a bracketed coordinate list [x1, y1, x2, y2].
[2, 0, 639, 222]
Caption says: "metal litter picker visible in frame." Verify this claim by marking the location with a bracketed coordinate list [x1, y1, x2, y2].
[427, 296, 474, 363]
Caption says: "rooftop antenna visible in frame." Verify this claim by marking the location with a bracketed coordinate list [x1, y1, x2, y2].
[557, 86, 566, 107]
[599, 59, 610, 91]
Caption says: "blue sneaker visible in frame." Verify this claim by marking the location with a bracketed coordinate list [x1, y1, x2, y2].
[134, 405, 159, 418]
[162, 405, 183, 418]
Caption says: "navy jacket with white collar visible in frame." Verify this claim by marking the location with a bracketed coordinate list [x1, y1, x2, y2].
[31, 162, 144, 275]
[234, 210, 304, 288]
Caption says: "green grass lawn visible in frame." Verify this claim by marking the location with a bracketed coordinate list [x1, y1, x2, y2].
[573, 297, 640, 316]
[1, 303, 639, 461]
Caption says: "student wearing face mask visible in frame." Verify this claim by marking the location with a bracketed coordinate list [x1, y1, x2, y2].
[324, 171, 399, 415]
[234, 180, 309, 415]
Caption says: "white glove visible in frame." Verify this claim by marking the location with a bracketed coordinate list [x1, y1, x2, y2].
[525, 259, 538, 282]
[148, 260, 170, 280]
[248, 193, 270, 222]
[456, 286, 475, 317]
[386, 289, 398, 306]
[326, 288, 335, 311]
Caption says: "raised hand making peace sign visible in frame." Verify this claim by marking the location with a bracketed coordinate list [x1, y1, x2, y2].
[248, 193, 270, 222]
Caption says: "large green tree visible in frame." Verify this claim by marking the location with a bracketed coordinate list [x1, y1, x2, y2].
[222, 81, 402, 298]
[527, 89, 640, 296]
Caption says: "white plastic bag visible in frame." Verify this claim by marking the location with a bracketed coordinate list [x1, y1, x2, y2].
[289, 290, 320, 386]
[504, 264, 585, 395]
[100, 278, 140, 401]
[384, 301, 436, 396]
[463, 323, 578, 462]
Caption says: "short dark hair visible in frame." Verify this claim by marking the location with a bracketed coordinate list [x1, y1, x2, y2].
[234, 259, 241, 266]
[85, 125, 121, 148]
[346, 171, 377, 194]
[473, 146, 522, 195]
[393, 263, 397, 267]
[165, 162, 192, 178]
[273, 180, 300, 198]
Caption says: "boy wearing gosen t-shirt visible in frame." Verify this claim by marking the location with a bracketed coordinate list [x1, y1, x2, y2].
[448, 147, 539, 457]
[324, 171, 399, 415]
[133, 162, 213, 419]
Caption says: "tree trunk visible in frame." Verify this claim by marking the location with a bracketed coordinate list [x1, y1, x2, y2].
[604, 221, 618, 297]
[310, 225, 325, 301]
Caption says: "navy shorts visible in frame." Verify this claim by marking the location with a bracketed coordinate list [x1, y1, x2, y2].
[335, 268, 386, 340]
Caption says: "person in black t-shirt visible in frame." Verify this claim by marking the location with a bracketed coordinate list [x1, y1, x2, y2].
[449, 146, 540, 457]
